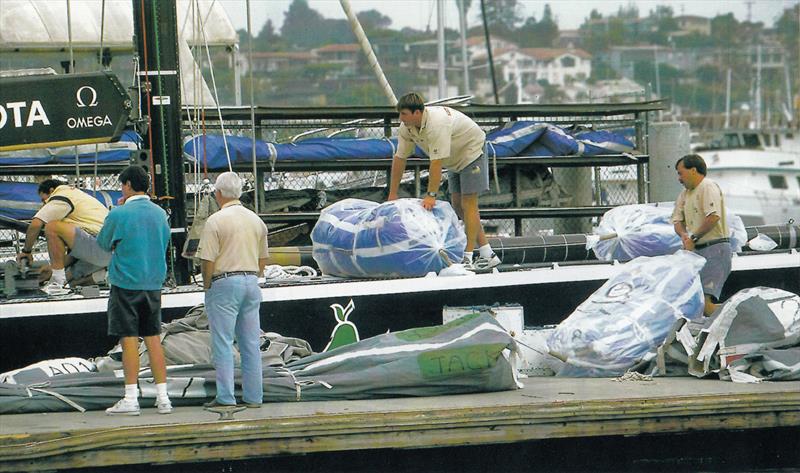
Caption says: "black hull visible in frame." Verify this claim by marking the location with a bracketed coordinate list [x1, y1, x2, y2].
[1, 252, 798, 373]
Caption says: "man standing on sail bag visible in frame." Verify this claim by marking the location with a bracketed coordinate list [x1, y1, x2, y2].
[198, 172, 268, 408]
[672, 153, 732, 316]
[387, 92, 500, 270]
[97, 166, 172, 415]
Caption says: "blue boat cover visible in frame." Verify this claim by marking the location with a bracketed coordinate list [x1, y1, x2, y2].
[184, 121, 635, 170]
[0, 182, 121, 220]
[0, 130, 140, 165]
[548, 250, 706, 377]
[311, 198, 466, 278]
[591, 203, 747, 262]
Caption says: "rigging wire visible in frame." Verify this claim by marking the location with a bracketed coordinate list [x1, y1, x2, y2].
[92, 0, 107, 199]
[246, 0, 259, 213]
[194, 3, 233, 172]
[66, 0, 81, 186]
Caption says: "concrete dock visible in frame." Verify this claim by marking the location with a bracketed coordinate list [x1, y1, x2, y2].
[1, 377, 799, 471]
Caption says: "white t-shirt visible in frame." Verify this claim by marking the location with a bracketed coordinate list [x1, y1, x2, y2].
[396, 106, 485, 172]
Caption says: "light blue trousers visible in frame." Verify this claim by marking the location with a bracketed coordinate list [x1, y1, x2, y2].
[205, 274, 263, 405]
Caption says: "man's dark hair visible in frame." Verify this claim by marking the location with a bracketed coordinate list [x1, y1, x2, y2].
[675, 153, 707, 176]
[119, 165, 150, 192]
[38, 179, 65, 195]
[396, 92, 425, 113]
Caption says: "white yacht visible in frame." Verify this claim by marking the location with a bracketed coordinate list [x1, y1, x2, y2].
[695, 129, 800, 226]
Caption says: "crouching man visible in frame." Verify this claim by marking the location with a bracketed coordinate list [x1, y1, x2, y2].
[17, 179, 111, 294]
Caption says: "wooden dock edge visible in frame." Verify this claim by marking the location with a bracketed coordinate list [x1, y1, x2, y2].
[2, 391, 799, 472]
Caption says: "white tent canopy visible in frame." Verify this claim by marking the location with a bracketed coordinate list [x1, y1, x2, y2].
[0, 0, 238, 49]
[0, 0, 239, 106]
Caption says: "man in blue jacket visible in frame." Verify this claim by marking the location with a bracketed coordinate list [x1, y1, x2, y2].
[97, 166, 172, 415]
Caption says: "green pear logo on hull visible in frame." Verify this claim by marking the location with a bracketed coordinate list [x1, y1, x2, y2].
[323, 299, 360, 352]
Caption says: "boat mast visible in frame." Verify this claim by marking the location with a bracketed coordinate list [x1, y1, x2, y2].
[457, 0, 470, 95]
[437, 0, 446, 99]
[724, 68, 731, 129]
[132, 0, 190, 284]
[480, 0, 499, 104]
[339, 0, 397, 104]
[755, 44, 762, 129]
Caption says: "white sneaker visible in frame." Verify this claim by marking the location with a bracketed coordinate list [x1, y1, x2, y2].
[155, 399, 173, 414]
[473, 253, 502, 270]
[106, 398, 140, 416]
[42, 280, 70, 296]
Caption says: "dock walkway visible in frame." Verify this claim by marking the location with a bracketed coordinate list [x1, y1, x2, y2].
[1, 377, 799, 471]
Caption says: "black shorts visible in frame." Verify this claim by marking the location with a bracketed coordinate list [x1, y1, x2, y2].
[107, 286, 163, 338]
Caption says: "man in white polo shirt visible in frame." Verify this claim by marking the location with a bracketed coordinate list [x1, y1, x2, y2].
[672, 153, 731, 316]
[387, 92, 500, 269]
[198, 172, 269, 408]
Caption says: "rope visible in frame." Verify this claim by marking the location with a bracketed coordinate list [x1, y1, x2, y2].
[276, 368, 331, 401]
[26, 383, 86, 413]
[339, 0, 397, 105]
[264, 265, 318, 279]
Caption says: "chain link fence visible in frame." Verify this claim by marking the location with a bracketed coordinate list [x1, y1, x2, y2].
[187, 111, 645, 239]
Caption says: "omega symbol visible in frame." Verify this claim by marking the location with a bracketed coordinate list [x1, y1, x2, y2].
[76, 86, 98, 107]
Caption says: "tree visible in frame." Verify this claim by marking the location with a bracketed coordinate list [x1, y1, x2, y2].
[647, 5, 678, 45]
[357, 9, 392, 32]
[253, 19, 284, 51]
[775, 4, 799, 85]
[281, 0, 324, 48]
[710, 13, 739, 46]
[536, 4, 559, 47]
[514, 3, 558, 47]
[478, 0, 523, 38]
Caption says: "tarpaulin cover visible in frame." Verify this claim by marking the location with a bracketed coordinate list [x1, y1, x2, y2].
[0, 129, 140, 165]
[591, 202, 747, 262]
[636, 287, 800, 382]
[184, 121, 635, 170]
[311, 198, 466, 278]
[548, 250, 706, 377]
[0, 312, 519, 414]
[0, 181, 122, 220]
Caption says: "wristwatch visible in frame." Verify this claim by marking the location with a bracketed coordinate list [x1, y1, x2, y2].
[690, 233, 700, 243]
[425, 191, 437, 198]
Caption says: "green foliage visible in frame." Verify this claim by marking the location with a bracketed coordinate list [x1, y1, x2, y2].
[710, 13, 738, 46]
[357, 9, 392, 32]
[476, 0, 523, 38]
[589, 60, 619, 81]
[281, 0, 353, 48]
[775, 4, 799, 86]
[672, 32, 715, 48]
[515, 4, 559, 47]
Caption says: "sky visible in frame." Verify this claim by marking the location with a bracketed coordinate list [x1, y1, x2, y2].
[220, 0, 799, 35]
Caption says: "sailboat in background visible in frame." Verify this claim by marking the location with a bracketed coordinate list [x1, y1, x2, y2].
[694, 44, 800, 226]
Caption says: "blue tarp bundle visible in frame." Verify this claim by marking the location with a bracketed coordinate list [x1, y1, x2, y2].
[591, 203, 747, 262]
[0, 182, 121, 220]
[548, 251, 706, 377]
[311, 198, 466, 278]
[184, 121, 635, 170]
[0, 130, 140, 165]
